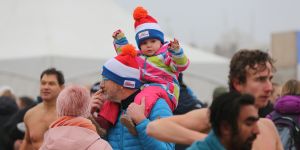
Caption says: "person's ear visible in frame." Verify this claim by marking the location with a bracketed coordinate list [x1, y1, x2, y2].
[233, 79, 243, 92]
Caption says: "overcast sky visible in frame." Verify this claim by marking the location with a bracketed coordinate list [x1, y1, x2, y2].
[115, 0, 300, 50]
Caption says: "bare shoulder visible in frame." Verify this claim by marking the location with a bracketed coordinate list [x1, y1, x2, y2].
[258, 118, 279, 137]
[24, 103, 43, 122]
[255, 118, 283, 149]
[259, 118, 276, 129]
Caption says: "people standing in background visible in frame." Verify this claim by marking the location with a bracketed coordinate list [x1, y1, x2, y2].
[20, 68, 65, 150]
[270, 82, 282, 105]
[267, 79, 300, 150]
[173, 73, 206, 115]
[212, 86, 228, 100]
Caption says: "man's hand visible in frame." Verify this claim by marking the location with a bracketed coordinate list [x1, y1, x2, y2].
[90, 90, 105, 114]
[168, 38, 180, 52]
[127, 97, 146, 124]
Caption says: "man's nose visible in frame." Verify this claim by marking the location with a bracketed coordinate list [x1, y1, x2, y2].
[265, 80, 272, 93]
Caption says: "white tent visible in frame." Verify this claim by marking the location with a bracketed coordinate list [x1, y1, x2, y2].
[0, 0, 229, 103]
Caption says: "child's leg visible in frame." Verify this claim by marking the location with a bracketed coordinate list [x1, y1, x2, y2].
[135, 86, 175, 117]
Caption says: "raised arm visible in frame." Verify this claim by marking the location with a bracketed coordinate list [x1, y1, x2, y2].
[146, 108, 210, 145]
[112, 29, 129, 54]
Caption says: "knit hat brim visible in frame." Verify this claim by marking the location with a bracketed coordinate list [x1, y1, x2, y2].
[102, 59, 142, 89]
[135, 29, 164, 49]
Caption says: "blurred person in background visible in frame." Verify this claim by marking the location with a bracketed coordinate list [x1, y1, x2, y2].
[173, 73, 207, 115]
[17, 96, 35, 110]
[90, 82, 100, 96]
[0, 86, 16, 100]
[267, 79, 300, 150]
[212, 86, 228, 100]
[0, 96, 19, 150]
[0, 96, 36, 150]
[20, 68, 65, 150]
[270, 82, 282, 105]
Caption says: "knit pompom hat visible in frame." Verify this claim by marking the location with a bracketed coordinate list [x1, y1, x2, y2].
[133, 6, 164, 49]
[56, 85, 91, 118]
[102, 44, 142, 89]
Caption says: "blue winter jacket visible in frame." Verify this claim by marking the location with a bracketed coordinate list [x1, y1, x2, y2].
[107, 97, 175, 150]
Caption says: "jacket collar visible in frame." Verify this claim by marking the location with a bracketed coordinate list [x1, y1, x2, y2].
[121, 90, 140, 110]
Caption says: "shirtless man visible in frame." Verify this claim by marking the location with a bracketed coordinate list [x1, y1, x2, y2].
[147, 49, 283, 150]
[20, 68, 64, 150]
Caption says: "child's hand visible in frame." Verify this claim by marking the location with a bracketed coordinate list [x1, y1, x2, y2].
[112, 29, 125, 40]
[168, 38, 180, 52]
[112, 29, 129, 54]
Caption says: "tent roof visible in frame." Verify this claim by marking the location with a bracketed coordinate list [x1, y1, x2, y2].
[0, 0, 228, 64]
[0, 0, 229, 102]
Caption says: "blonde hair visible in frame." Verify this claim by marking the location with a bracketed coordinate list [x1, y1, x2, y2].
[281, 79, 300, 96]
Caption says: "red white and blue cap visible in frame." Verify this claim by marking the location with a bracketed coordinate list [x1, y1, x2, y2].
[133, 6, 164, 49]
[102, 44, 142, 89]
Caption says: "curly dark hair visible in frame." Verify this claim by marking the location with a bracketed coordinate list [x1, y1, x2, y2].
[210, 91, 255, 137]
[228, 49, 275, 91]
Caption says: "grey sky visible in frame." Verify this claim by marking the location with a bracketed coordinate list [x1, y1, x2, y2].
[115, 0, 300, 49]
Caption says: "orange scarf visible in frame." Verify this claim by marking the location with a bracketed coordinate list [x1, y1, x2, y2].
[50, 116, 96, 132]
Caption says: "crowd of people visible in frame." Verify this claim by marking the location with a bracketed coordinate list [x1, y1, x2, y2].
[1, 5, 299, 150]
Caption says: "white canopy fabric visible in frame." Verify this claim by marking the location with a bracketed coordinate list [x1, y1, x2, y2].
[0, 0, 229, 102]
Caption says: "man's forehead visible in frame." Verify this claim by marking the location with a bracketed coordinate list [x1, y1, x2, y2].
[239, 105, 259, 120]
[41, 74, 58, 82]
[246, 62, 273, 76]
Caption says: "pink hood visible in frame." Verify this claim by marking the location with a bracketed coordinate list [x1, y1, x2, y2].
[40, 126, 112, 150]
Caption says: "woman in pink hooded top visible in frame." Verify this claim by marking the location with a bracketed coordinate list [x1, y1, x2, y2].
[39, 85, 112, 150]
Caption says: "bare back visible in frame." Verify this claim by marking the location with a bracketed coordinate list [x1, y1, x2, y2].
[21, 103, 57, 150]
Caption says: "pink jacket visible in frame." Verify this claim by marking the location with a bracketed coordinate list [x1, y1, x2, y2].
[40, 126, 112, 150]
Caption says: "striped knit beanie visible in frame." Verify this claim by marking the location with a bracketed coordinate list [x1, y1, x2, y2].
[56, 85, 91, 118]
[133, 6, 164, 49]
[102, 44, 142, 89]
